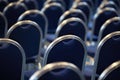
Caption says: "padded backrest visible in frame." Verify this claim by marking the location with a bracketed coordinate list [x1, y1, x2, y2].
[98, 17, 120, 42]
[41, 2, 65, 34]
[59, 9, 87, 24]
[98, 61, 120, 80]
[0, 38, 25, 80]
[6, 20, 42, 60]
[0, 12, 7, 37]
[92, 7, 118, 40]
[3, 2, 27, 29]
[18, 10, 48, 39]
[43, 35, 87, 72]
[30, 62, 85, 80]
[92, 31, 120, 80]
[56, 17, 87, 41]
[0, 0, 8, 12]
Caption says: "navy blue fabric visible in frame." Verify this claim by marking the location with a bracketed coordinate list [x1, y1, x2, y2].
[0, 13, 6, 37]
[100, 19, 120, 40]
[43, 3, 64, 34]
[36, 0, 46, 10]
[3, 2, 27, 29]
[58, 20, 86, 41]
[46, 38, 85, 70]
[19, 12, 46, 38]
[40, 68, 82, 80]
[8, 23, 41, 63]
[93, 9, 118, 41]
[0, 43, 23, 80]
[96, 35, 120, 77]
[0, 0, 8, 12]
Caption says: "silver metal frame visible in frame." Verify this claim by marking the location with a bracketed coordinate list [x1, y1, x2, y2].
[58, 8, 87, 24]
[92, 31, 120, 80]
[18, 9, 48, 40]
[91, 7, 118, 42]
[42, 34, 87, 73]
[30, 62, 85, 80]
[0, 38, 26, 80]
[56, 17, 88, 42]
[98, 17, 120, 44]
[98, 60, 120, 80]
[5, 20, 43, 64]
[0, 12, 8, 37]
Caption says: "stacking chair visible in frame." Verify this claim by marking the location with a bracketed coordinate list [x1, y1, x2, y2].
[44, 0, 66, 10]
[98, 60, 120, 80]
[98, 17, 120, 43]
[41, 2, 65, 34]
[107, 0, 120, 8]
[98, 1, 118, 11]
[6, 20, 43, 64]
[35, 0, 46, 10]
[19, 0, 39, 10]
[59, 9, 87, 24]
[30, 62, 85, 80]
[71, 2, 91, 24]
[91, 7, 118, 42]
[56, 17, 87, 41]
[3, 1, 27, 29]
[18, 10, 48, 40]
[42, 35, 87, 73]
[0, 38, 25, 80]
[0, 0, 8, 12]
[91, 31, 120, 80]
[0, 12, 7, 37]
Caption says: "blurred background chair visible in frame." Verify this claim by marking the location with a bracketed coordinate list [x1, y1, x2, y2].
[0, 38, 25, 80]
[0, 0, 8, 12]
[6, 20, 43, 64]
[30, 62, 85, 80]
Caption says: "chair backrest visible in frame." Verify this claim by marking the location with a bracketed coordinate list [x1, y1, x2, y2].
[59, 9, 87, 24]
[42, 35, 87, 72]
[44, 0, 66, 10]
[71, 2, 91, 23]
[56, 17, 87, 41]
[92, 7, 118, 41]
[98, 17, 120, 43]
[0, 0, 8, 12]
[30, 62, 85, 80]
[0, 12, 7, 37]
[92, 31, 120, 80]
[98, 60, 120, 80]
[19, 0, 39, 10]
[3, 2, 27, 29]
[6, 20, 42, 63]
[41, 2, 65, 34]
[0, 38, 25, 80]
[18, 10, 48, 39]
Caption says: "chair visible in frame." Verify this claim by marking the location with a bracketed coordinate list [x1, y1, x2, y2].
[91, 7, 118, 42]
[30, 62, 85, 80]
[59, 9, 87, 24]
[98, 60, 120, 80]
[42, 35, 87, 73]
[3, 1, 27, 29]
[35, 0, 46, 10]
[91, 31, 120, 80]
[0, 0, 8, 12]
[0, 12, 7, 38]
[41, 2, 65, 34]
[19, 0, 39, 10]
[98, 17, 120, 43]
[18, 10, 48, 39]
[0, 38, 25, 80]
[44, 0, 66, 10]
[56, 17, 87, 42]
[5, 20, 43, 64]
[71, 2, 91, 24]
[7, 0, 19, 3]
